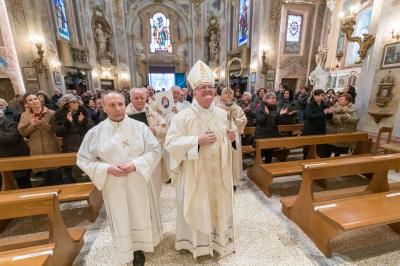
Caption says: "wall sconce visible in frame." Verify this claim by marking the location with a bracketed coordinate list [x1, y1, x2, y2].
[29, 34, 49, 78]
[391, 29, 400, 41]
[261, 45, 270, 75]
[340, 13, 375, 63]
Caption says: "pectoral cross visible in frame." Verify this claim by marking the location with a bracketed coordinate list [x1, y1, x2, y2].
[122, 139, 129, 148]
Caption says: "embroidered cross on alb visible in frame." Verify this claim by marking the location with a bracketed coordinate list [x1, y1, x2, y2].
[122, 139, 130, 148]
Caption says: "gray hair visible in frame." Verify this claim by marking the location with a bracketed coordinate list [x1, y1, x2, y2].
[0, 98, 8, 108]
[129, 87, 147, 97]
[221, 87, 234, 95]
[171, 85, 181, 91]
[242, 92, 252, 99]
[264, 92, 276, 99]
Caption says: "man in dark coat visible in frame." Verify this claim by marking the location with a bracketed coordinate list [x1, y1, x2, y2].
[0, 110, 31, 188]
[254, 92, 288, 163]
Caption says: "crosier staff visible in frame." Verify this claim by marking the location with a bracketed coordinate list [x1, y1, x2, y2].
[225, 57, 244, 129]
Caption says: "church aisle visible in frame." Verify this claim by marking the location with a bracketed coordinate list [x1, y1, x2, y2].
[73, 172, 400, 265]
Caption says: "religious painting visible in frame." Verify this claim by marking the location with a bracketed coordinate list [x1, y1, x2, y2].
[54, 0, 70, 40]
[284, 14, 303, 54]
[23, 67, 38, 81]
[26, 82, 40, 93]
[381, 41, 400, 69]
[238, 0, 250, 47]
[266, 81, 274, 91]
[336, 31, 345, 55]
[150, 13, 172, 53]
[53, 71, 63, 84]
[266, 69, 275, 81]
[100, 79, 114, 91]
[155, 91, 173, 115]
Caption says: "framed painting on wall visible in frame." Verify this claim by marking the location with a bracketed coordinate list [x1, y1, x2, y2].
[26, 82, 40, 93]
[250, 72, 256, 83]
[266, 69, 275, 81]
[23, 67, 38, 81]
[381, 41, 400, 69]
[266, 81, 274, 91]
[53, 71, 63, 84]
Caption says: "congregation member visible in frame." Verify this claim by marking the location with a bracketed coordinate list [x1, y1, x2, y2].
[0, 97, 20, 122]
[165, 60, 237, 258]
[277, 88, 298, 126]
[323, 93, 359, 157]
[324, 88, 337, 107]
[295, 86, 311, 123]
[181, 87, 193, 103]
[165, 85, 186, 123]
[126, 87, 169, 195]
[251, 88, 266, 113]
[343, 85, 357, 104]
[18, 93, 63, 185]
[218, 87, 247, 188]
[91, 97, 108, 124]
[36, 91, 59, 111]
[302, 89, 333, 159]
[0, 109, 31, 188]
[8, 93, 25, 114]
[51, 88, 63, 104]
[254, 92, 288, 163]
[77, 92, 162, 266]
[240, 91, 255, 127]
[52, 94, 93, 183]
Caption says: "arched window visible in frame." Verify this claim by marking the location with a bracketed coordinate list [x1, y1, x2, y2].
[150, 13, 172, 53]
[285, 14, 303, 53]
[54, 0, 70, 40]
[345, 8, 372, 65]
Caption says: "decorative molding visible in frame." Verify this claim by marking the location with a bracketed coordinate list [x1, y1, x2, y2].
[5, 0, 25, 25]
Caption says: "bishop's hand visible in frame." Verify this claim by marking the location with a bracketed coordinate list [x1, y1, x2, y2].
[108, 163, 136, 176]
[226, 129, 236, 142]
[198, 131, 217, 146]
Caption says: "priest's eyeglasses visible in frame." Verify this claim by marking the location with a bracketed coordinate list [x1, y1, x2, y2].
[197, 84, 215, 91]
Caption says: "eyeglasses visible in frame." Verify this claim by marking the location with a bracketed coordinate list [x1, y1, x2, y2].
[196, 85, 215, 91]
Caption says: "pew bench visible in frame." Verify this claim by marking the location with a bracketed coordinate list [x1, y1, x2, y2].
[277, 123, 304, 136]
[0, 190, 85, 266]
[0, 243, 54, 266]
[0, 153, 103, 227]
[242, 127, 256, 155]
[282, 153, 400, 257]
[247, 131, 370, 196]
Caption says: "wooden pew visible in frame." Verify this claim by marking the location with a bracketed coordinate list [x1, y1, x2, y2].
[247, 132, 370, 196]
[277, 123, 304, 136]
[0, 243, 54, 266]
[0, 190, 85, 266]
[282, 154, 400, 257]
[0, 153, 103, 229]
[242, 127, 256, 155]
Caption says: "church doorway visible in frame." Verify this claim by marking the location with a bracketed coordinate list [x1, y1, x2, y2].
[281, 78, 298, 91]
[148, 65, 176, 91]
[0, 78, 14, 101]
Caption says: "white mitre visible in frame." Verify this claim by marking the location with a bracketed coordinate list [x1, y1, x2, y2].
[187, 60, 215, 89]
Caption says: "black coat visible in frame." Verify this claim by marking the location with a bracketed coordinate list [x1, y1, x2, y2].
[52, 106, 93, 152]
[303, 101, 327, 135]
[254, 103, 280, 140]
[0, 117, 29, 157]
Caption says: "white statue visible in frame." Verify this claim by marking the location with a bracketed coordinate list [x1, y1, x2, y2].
[94, 24, 107, 56]
[208, 30, 219, 63]
[315, 46, 328, 68]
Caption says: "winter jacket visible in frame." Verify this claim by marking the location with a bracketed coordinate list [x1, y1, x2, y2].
[18, 107, 61, 155]
[0, 117, 29, 157]
[326, 102, 359, 146]
[254, 103, 281, 140]
[277, 100, 298, 125]
[303, 101, 327, 135]
[52, 105, 93, 152]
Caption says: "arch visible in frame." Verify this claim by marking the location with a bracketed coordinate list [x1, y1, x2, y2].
[125, 0, 193, 86]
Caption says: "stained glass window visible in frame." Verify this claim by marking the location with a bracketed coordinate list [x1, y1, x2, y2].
[54, 0, 70, 40]
[285, 14, 302, 53]
[238, 0, 250, 47]
[150, 13, 172, 53]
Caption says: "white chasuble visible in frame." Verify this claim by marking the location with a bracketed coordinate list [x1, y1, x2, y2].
[77, 116, 162, 264]
[165, 101, 235, 258]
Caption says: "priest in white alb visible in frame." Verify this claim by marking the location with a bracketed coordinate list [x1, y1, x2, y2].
[126, 87, 169, 196]
[77, 92, 162, 266]
[165, 60, 237, 258]
[218, 87, 247, 188]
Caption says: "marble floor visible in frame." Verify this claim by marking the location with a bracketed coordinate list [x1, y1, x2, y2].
[2, 171, 400, 265]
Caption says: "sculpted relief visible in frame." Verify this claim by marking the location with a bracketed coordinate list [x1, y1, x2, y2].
[92, 7, 114, 64]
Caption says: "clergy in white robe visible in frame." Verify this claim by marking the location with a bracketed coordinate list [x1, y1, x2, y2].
[165, 60, 237, 258]
[164, 86, 187, 124]
[77, 92, 162, 265]
[127, 87, 169, 196]
[218, 88, 247, 186]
